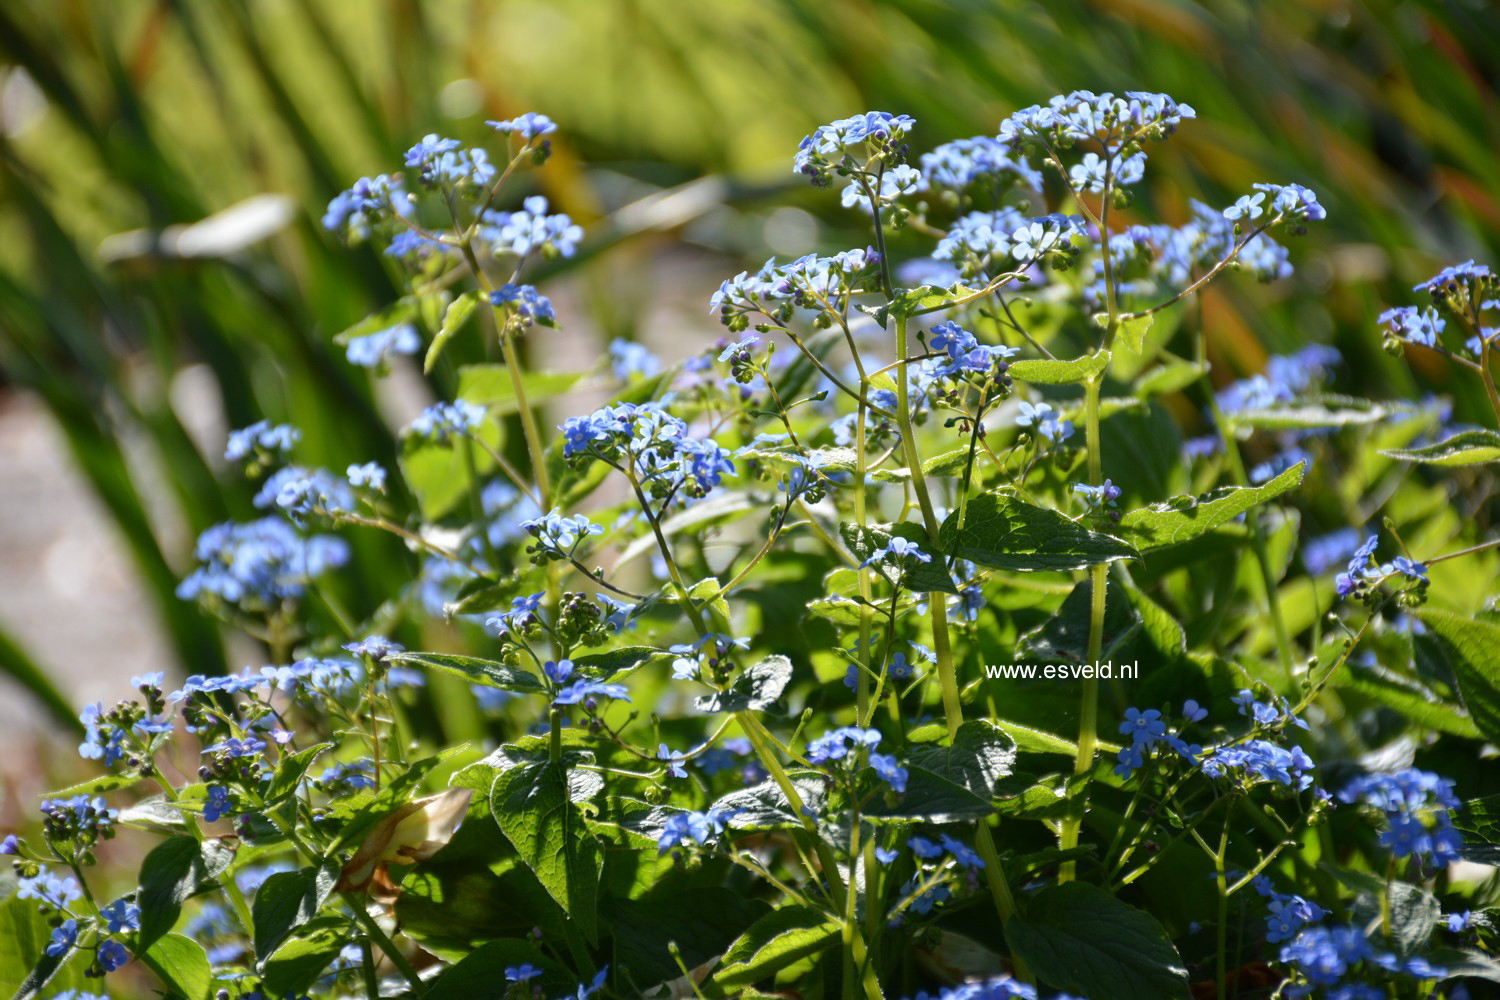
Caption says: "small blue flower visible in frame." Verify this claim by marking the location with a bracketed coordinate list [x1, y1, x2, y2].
[505, 963, 542, 983]
[346, 462, 387, 492]
[45, 919, 78, 957]
[487, 113, 557, 140]
[98, 938, 130, 972]
[874, 846, 900, 864]
[870, 753, 909, 794]
[1182, 700, 1208, 724]
[862, 536, 932, 569]
[657, 744, 688, 780]
[345, 324, 420, 369]
[101, 898, 141, 933]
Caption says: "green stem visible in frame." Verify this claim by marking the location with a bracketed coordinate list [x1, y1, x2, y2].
[1059, 375, 1105, 882]
[345, 893, 427, 996]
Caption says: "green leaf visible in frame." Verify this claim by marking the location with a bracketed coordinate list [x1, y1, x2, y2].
[864, 765, 994, 823]
[41, 772, 144, 799]
[252, 862, 339, 965]
[906, 720, 1017, 800]
[424, 290, 481, 373]
[1008, 350, 1111, 385]
[705, 904, 841, 993]
[387, 651, 545, 694]
[1112, 313, 1154, 355]
[1133, 358, 1205, 400]
[1005, 882, 1190, 1000]
[136, 835, 237, 952]
[1351, 881, 1438, 957]
[1418, 610, 1500, 744]
[1426, 947, 1500, 984]
[1381, 429, 1500, 466]
[607, 888, 772, 988]
[1223, 395, 1385, 430]
[711, 772, 830, 832]
[839, 521, 957, 594]
[1116, 462, 1305, 551]
[1, 877, 89, 1000]
[260, 915, 349, 997]
[922, 447, 974, 476]
[490, 760, 603, 942]
[1453, 794, 1500, 864]
[572, 645, 667, 680]
[398, 416, 505, 521]
[1343, 662, 1481, 739]
[455, 364, 584, 414]
[938, 490, 1137, 572]
[263, 742, 334, 807]
[695, 655, 793, 713]
[139, 932, 213, 1000]
[327, 751, 455, 853]
[423, 940, 567, 1000]
[333, 292, 449, 346]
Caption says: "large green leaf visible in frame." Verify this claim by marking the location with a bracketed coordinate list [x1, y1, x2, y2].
[1419, 610, 1500, 744]
[1116, 462, 1305, 551]
[139, 933, 214, 1000]
[711, 772, 830, 831]
[251, 862, 340, 965]
[704, 904, 841, 994]
[607, 888, 772, 987]
[1008, 351, 1111, 385]
[906, 720, 1017, 800]
[260, 915, 350, 997]
[423, 939, 568, 1000]
[388, 651, 546, 695]
[490, 760, 603, 942]
[863, 765, 995, 823]
[398, 417, 506, 522]
[1453, 794, 1500, 864]
[455, 364, 585, 413]
[263, 742, 335, 807]
[1381, 429, 1500, 466]
[938, 490, 1137, 572]
[1005, 882, 1189, 1000]
[136, 835, 237, 952]
[1222, 396, 1385, 430]
[695, 655, 794, 713]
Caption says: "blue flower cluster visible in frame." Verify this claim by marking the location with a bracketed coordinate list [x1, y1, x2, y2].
[657, 805, 740, 853]
[1252, 876, 1327, 944]
[1015, 400, 1073, 444]
[560, 401, 735, 507]
[861, 536, 931, 570]
[1279, 923, 1446, 996]
[1338, 768, 1463, 866]
[544, 658, 630, 709]
[840, 164, 922, 212]
[176, 517, 349, 610]
[999, 90, 1195, 149]
[928, 321, 1018, 380]
[225, 420, 299, 463]
[408, 400, 487, 443]
[1334, 533, 1427, 599]
[794, 111, 916, 186]
[1114, 702, 1203, 779]
[261, 465, 356, 521]
[346, 323, 420, 369]
[480, 196, 582, 259]
[521, 509, 603, 565]
[711, 248, 881, 331]
[918, 136, 1043, 195]
[489, 282, 557, 329]
[487, 112, 557, 141]
[39, 795, 117, 850]
[402, 133, 496, 192]
[909, 833, 984, 869]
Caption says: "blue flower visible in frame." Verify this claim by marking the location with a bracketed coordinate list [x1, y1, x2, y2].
[1182, 700, 1208, 724]
[403, 134, 494, 191]
[0, 834, 17, 855]
[657, 744, 688, 780]
[1252, 182, 1326, 222]
[1338, 768, 1463, 866]
[346, 462, 387, 492]
[45, 919, 78, 957]
[1120, 707, 1167, 746]
[870, 753, 909, 794]
[343, 636, 404, 661]
[505, 963, 542, 983]
[345, 324, 421, 368]
[408, 401, 487, 442]
[1223, 192, 1266, 221]
[806, 726, 882, 764]
[862, 536, 931, 569]
[608, 338, 660, 379]
[938, 834, 985, 869]
[18, 871, 82, 907]
[488, 113, 557, 140]
[552, 680, 630, 707]
[874, 846, 900, 864]
[482, 197, 582, 260]
[1015, 400, 1074, 443]
[101, 898, 142, 934]
[225, 421, 300, 462]
[908, 836, 943, 860]
[793, 112, 916, 184]
[656, 806, 738, 853]
[203, 785, 231, 823]
[97, 938, 130, 972]
[1074, 479, 1121, 510]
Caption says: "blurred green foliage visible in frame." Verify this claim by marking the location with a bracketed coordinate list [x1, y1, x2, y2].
[0, 0, 1496, 729]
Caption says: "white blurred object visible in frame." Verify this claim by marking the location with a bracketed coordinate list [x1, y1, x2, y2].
[99, 193, 296, 262]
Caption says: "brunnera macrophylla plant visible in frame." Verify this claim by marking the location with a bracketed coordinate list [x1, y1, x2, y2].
[5, 95, 1500, 1000]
